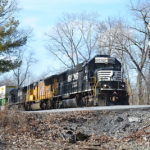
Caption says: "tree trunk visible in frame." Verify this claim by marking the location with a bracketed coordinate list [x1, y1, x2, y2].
[146, 65, 150, 104]
[137, 73, 143, 104]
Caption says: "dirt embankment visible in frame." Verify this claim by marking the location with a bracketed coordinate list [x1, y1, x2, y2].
[0, 109, 150, 150]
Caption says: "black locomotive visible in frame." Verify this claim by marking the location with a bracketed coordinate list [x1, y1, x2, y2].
[55, 55, 129, 107]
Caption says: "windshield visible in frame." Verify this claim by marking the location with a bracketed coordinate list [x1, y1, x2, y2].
[95, 63, 121, 71]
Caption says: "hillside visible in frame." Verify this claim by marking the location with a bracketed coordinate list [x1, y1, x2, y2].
[0, 108, 150, 150]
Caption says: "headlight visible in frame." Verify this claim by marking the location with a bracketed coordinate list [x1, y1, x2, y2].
[121, 84, 125, 88]
[103, 84, 109, 88]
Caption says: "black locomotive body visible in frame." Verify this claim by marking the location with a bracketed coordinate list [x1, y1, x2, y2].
[51, 55, 129, 108]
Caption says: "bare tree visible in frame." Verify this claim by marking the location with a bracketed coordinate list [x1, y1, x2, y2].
[46, 13, 99, 68]
[12, 50, 36, 89]
[0, 74, 15, 86]
[98, 0, 150, 104]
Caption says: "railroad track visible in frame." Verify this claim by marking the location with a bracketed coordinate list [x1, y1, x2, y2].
[23, 105, 150, 113]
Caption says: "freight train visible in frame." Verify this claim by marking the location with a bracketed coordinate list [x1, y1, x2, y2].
[2, 55, 129, 110]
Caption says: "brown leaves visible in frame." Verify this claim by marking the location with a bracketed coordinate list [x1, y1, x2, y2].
[0, 109, 150, 150]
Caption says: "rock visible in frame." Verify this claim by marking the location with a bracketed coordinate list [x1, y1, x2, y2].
[144, 126, 150, 133]
[76, 132, 90, 141]
[115, 117, 124, 122]
[122, 123, 130, 131]
[143, 136, 148, 141]
[128, 116, 141, 123]
[61, 130, 76, 143]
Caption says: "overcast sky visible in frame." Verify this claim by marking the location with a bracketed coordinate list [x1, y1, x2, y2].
[17, 0, 131, 79]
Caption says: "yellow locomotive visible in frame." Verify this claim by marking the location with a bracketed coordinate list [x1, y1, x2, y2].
[22, 76, 59, 110]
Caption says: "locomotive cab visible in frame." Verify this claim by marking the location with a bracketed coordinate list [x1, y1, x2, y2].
[88, 55, 129, 106]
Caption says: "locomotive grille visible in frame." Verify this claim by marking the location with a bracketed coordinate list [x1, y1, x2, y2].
[97, 70, 122, 81]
